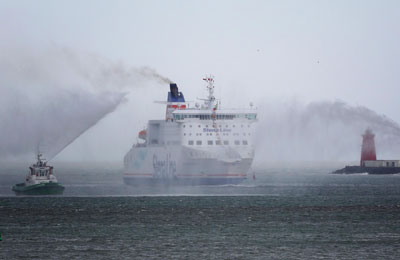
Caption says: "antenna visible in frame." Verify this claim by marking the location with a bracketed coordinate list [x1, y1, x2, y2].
[202, 75, 215, 99]
[202, 75, 216, 110]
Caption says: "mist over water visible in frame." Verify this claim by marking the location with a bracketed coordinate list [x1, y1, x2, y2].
[255, 100, 400, 163]
[0, 45, 171, 160]
[1, 45, 399, 163]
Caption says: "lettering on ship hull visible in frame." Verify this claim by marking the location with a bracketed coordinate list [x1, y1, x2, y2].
[153, 153, 177, 178]
[203, 128, 231, 133]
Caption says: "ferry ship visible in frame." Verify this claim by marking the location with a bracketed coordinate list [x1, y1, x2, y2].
[123, 76, 257, 185]
[12, 154, 65, 195]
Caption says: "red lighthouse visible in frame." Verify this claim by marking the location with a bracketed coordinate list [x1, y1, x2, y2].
[360, 129, 377, 166]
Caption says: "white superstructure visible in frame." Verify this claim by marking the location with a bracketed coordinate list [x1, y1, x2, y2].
[26, 153, 58, 186]
[123, 76, 257, 185]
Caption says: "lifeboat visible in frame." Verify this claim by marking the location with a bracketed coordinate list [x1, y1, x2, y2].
[138, 129, 147, 140]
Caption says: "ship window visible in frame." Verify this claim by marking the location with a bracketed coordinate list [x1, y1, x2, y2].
[183, 125, 186, 128]
[393, 162, 395, 167]
[208, 140, 213, 145]
[198, 125, 201, 128]
[246, 114, 257, 120]
[234, 140, 240, 145]
[184, 133, 186, 136]
[189, 125, 192, 127]
[233, 125, 235, 127]
[216, 140, 222, 145]
[386, 162, 390, 167]
[188, 140, 194, 145]
[223, 140, 229, 145]
[151, 139, 158, 144]
[243, 140, 248, 145]
[206, 125, 208, 128]
[200, 115, 211, 120]
[196, 140, 202, 145]
[189, 133, 192, 136]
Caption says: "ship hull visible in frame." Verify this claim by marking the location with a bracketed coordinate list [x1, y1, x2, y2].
[123, 176, 246, 186]
[12, 182, 65, 195]
[123, 146, 253, 186]
[333, 166, 400, 175]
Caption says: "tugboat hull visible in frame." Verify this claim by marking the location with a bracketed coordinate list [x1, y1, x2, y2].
[12, 182, 65, 195]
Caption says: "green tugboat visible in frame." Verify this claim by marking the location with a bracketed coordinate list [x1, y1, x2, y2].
[12, 154, 65, 195]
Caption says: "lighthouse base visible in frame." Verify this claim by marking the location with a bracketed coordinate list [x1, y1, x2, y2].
[333, 166, 400, 175]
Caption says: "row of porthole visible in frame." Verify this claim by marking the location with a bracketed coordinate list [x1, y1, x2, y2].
[184, 133, 251, 136]
[183, 124, 251, 128]
[188, 140, 248, 146]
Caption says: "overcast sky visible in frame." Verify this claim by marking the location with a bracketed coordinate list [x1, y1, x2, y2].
[1, 0, 399, 161]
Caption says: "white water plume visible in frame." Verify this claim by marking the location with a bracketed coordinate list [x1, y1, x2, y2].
[0, 46, 171, 160]
[255, 100, 400, 162]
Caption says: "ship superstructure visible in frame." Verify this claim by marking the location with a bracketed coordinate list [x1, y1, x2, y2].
[123, 76, 257, 185]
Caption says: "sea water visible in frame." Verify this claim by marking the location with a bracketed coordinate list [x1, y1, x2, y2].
[1, 162, 400, 259]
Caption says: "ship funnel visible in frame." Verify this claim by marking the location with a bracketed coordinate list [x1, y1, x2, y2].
[360, 129, 377, 166]
[170, 83, 178, 92]
[167, 83, 185, 102]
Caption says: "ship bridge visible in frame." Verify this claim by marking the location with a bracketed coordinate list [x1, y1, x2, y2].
[166, 77, 257, 122]
[172, 109, 257, 121]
